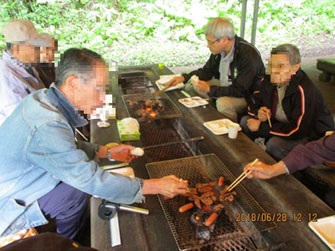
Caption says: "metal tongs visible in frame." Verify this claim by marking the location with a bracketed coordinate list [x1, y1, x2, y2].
[98, 200, 149, 247]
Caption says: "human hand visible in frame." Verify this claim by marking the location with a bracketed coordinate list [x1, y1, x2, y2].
[244, 160, 287, 179]
[165, 76, 185, 87]
[258, 107, 271, 122]
[247, 118, 261, 132]
[142, 175, 189, 198]
[193, 80, 210, 93]
[108, 144, 137, 163]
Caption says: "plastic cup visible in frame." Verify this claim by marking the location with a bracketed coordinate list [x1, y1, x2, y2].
[228, 124, 239, 139]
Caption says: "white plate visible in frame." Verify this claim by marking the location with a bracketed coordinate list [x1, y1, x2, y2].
[309, 215, 335, 250]
[178, 96, 208, 108]
[155, 75, 184, 92]
[203, 119, 241, 135]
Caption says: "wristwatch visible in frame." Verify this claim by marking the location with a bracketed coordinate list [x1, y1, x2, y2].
[94, 144, 100, 153]
[107, 148, 116, 162]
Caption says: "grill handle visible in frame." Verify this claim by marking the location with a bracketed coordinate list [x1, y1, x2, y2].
[118, 204, 149, 215]
[142, 136, 204, 150]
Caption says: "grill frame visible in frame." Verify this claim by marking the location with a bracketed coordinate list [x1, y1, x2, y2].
[139, 119, 197, 162]
[122, 93, 182, 121]
[119, 72, 156, 95]
[146, 154, 277, 251]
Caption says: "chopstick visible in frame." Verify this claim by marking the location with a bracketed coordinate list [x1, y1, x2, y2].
[266, 111, 272, 128]
[154, 84, 170, 96]
[226, 158, 258, 192]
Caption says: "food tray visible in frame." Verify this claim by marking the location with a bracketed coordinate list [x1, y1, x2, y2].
[203, 119, 241, 135]
[155, 75, 184, 92]
[178, 96, 209, 108]
[309, 215, 335, 250]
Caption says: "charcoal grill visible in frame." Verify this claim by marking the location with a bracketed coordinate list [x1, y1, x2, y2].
[118, 72, 156, 94]
[122, 93, 182, 122]
[146, 154, 277, 251]
[139, 119, 198, 162]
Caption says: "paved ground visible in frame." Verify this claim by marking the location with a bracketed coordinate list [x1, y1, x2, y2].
[170, 53, 335, 115]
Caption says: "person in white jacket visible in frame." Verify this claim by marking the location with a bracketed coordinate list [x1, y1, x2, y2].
[0, 19, 52, 125]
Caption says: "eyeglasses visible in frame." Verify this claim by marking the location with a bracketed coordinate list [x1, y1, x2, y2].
[207, 38, 221, 46]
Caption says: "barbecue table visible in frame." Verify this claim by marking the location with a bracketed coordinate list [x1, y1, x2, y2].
[90, 65, 334, 251]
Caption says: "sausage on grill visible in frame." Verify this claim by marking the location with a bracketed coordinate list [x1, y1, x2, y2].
[179, 203, 194, 213]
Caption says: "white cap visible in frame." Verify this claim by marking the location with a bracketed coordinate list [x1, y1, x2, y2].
[1, 19, 52, 47]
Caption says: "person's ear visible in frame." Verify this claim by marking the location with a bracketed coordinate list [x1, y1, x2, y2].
[65, 75, 80, 90]
[12, 44, 20, 54]
[292, 63, 301, 74]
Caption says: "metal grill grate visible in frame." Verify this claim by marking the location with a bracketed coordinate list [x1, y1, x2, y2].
[119, 73, 156, 94]
[139, 119, 194, 162]
[146, 154, 277, 251]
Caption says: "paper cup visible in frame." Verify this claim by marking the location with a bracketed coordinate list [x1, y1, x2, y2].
[228, 124, 239, 139]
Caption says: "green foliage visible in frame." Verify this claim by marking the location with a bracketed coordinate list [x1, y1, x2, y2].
[0, 0, 334, 66]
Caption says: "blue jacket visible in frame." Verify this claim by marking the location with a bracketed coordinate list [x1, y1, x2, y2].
[0, 84, 143, 236]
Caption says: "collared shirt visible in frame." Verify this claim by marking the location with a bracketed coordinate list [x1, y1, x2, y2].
[0, 51, 45, 126]
[0, 84, 143, 236]
[218, 42, 235, 86]
[275, 85, 288, 122]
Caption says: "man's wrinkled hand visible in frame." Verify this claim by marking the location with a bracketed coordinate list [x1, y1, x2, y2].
[244, 160, 287, 179]
[165, 76, 185, 87]
[247, 118, 261, 132]
[157, 175, 189, 198]
[109, 144, 137, 163]
[193, 80, 210, 93]
[258, 106, 271, 122]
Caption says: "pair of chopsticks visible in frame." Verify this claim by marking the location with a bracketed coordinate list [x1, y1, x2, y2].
[226, 158, 258, 192]
[154, 84, 170, 96]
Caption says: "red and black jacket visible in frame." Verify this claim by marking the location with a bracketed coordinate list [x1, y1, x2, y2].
[248, 69, 334, 140]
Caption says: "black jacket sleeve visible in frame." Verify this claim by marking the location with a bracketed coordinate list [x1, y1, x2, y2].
[182, 54, 220, 83]
[208, 51, 264, 99]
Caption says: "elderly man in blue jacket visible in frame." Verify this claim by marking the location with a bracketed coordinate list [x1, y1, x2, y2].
[0, 48, 188, 240]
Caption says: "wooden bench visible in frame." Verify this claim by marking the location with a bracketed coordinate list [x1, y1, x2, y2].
[317, 58, 335, 82]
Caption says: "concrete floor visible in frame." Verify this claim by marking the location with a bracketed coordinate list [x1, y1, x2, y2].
[301, 54, 335, 115]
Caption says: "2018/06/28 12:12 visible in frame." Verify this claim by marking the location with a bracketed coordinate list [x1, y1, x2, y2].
[234, 212, 318, 222]
[293, 212, 318, 222]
